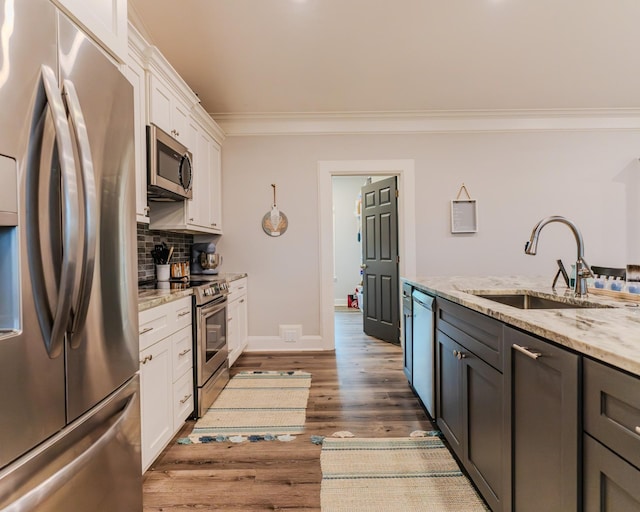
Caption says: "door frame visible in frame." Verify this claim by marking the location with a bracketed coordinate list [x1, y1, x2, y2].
[318, 159, 416, 350]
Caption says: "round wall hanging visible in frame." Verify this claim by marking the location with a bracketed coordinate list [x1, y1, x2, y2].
[262, 184, 288, 237]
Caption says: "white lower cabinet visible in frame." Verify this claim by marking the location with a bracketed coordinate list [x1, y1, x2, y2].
[139, 296, 193, 472]
[139, 336, 172, 472]
[227, 277, 248, 366]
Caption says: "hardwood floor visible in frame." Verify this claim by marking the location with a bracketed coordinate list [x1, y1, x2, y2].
[142, 311, 434, 511]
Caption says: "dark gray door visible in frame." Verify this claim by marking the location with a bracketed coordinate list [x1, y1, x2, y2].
[361, 176, 399, 344]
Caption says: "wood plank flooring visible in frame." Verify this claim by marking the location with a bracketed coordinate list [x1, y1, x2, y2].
[142, 311, 434, 511]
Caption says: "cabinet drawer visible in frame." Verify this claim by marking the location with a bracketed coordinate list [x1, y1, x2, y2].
[228, 277, 248, 301]
[171, 325, 193, 382]
[173, 370, 194, 431]
[584, 358, 640, 469]
[138, 296, 192, 351]
[437, 299, 504, 372]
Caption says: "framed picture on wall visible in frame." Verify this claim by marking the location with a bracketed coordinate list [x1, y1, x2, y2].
[450, 199, 478, 233]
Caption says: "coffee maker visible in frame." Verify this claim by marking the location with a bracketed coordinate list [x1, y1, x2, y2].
[191, 242, 223, 275]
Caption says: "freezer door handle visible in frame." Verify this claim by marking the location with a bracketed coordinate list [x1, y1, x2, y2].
[63, 79, 97, 345]
[26, 65, 79, 359]
[2, 395, 137, 512]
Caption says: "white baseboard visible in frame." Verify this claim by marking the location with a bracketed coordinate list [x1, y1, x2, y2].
[245, 335, 331, 352]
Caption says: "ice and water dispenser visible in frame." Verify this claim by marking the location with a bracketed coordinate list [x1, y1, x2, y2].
[0, 155, 19, 337]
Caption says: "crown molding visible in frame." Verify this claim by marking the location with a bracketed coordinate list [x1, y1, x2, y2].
[211, 108, 640, 137]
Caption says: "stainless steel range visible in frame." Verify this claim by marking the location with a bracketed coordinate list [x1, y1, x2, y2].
[191, 278, 231, 418]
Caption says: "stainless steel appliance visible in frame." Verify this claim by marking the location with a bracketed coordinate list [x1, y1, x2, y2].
[192, 278, 230, 418]
[147, 123, 193, 201]
[0, 1, 141, 509]
[412, 289, 435, 418]
[191, 242, 222, 275]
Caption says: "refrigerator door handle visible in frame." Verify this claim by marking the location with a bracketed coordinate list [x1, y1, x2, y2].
[62, 79, 97, 344]
[1, 395, 137, 512]
[27, 65, 79, 359]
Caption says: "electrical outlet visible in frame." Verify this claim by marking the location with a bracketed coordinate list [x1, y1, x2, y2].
[279, 324, 302, 343]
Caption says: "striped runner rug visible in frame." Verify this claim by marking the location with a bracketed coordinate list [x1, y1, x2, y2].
[188, 371, 311, 442]
[321, 436, 489, 511]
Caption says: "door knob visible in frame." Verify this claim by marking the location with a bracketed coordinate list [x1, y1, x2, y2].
[360, 264, 367, 269]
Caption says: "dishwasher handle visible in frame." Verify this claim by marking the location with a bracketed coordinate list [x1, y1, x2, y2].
[412, 290, 434, 310]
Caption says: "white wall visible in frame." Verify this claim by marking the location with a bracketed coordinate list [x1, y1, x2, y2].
[217, 129, 640, 349]
[332, 176, 366, 306]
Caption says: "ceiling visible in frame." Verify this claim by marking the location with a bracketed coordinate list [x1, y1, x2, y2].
[129, 0, 640, 119]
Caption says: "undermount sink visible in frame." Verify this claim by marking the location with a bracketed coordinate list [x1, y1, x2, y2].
[472, 292, 610, 310]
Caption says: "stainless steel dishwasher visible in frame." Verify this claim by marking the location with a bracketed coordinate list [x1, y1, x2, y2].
[412, 289, 435, 418]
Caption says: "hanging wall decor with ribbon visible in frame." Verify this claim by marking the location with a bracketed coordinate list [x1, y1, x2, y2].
[262, 183, 288, 237]
[450, 183, 478, 233]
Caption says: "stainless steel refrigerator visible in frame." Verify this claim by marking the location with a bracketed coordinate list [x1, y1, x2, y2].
[0, 0, 142, 509]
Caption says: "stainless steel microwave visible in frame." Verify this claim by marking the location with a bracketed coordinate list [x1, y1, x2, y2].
[147, 124, 193, 201]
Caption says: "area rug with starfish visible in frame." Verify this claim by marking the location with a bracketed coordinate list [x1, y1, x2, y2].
[320, 436, 489, 511]
[187, 370, 312, 443]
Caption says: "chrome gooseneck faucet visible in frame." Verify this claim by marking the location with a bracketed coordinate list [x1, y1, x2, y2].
[524, 216, 594, 297]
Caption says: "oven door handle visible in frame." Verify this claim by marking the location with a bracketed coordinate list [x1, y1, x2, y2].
[199, 298, 227, 317]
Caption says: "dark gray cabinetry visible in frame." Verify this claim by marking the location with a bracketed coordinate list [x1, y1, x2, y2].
[505, 326, 579, 512]
[402, 283, 413, 384]
[583, 435, 640, 511]
[436, 299, 509, 512]
[583, 358, 640, 511]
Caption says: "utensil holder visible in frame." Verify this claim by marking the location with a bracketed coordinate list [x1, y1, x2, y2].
[156, 264, 170, 282]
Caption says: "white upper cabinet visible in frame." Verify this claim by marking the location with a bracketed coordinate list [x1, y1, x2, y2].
[149, 110, 223, 235]
[146, 48, 198, 147]
[148, 74, 190, 145]
[127, 27, 226, 233]
[52, 0, 128, 63]
[125, 24, 149, 223]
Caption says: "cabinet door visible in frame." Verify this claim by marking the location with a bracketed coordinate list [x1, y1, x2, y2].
[185, 118, 203, 227]
[172, 100, 189, 145]
[124, 52, 149, 223]
[506, 327, 579, 512]
[148, 75, 173, 135]
[436, 331, 463, 458]
[52, 0, 127, 62]
[463, 348, 508, 512]
[237, 294, 248, 353]
[227, 298, 240, 366]
[584, 434, 640, 512]
[140, 337, 173, 472]
[209, 139, 223, 232]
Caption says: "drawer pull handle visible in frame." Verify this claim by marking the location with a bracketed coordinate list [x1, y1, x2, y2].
[180, 393, 192, 404]
[140, 354, 153, 365]
[635, 426, 640, 435]
[178, 348, 190, 356]
[139, 327, 153, 335]
[513, 344, 542, 360]
[178, 311, 191, 317]
[228, 317, 233, 321]
[240, 299, 245, 304]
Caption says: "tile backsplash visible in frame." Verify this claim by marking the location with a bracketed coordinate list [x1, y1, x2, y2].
[137, 223, 194, 283]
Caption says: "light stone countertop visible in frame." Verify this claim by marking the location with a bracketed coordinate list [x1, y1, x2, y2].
[403, 275, 640, 377]
[137, 272, 248, 312]
[137, 287, 193, 312]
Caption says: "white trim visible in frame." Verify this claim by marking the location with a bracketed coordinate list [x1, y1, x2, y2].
[245, 335, 325, 352]
[212, 109, 640, 136]
[318, 160, 416, 351]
